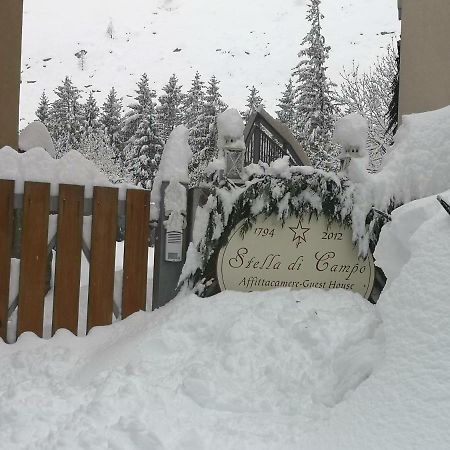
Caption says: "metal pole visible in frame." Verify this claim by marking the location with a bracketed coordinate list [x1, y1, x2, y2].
[0, 0, 24, 149]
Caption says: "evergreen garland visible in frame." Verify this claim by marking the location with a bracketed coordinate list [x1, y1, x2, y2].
[185, 171, 387, 293]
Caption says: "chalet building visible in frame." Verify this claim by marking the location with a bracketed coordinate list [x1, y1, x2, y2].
[398, 0, 450, 119]
[244, 108, 310, 167]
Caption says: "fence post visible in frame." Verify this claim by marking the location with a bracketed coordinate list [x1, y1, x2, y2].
[152, 181, 188, 310]
[52, 184, 84, 336]
[0, 0, 23, 149]
[87, 186, 118, 332]
[17, 182, 50, 338]
[122, 189, 150, 318]
[0, 180, 14, 341]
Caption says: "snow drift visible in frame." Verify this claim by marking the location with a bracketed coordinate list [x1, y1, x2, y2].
[369, 105, 450, 208]
[2, 189, 450, 448]
[1, 105, 450, 448]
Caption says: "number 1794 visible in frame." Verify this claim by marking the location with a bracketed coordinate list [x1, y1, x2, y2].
[254, 228, 275, 237]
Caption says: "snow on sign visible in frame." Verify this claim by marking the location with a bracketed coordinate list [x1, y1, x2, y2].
[217, 214, 375, 299]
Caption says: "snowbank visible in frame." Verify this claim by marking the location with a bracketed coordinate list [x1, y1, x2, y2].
[0, 289, 382, 449]
[2, 108, 450, 448]
[369, 105, 450, 208]
[2, 189, 450, 448]
[300, 191, 450, 450]
[0, 146, 131, 197]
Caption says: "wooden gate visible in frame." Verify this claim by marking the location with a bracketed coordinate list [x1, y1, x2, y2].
[0, 180, 151, 342]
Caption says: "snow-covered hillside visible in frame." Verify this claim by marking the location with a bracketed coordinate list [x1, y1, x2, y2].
[20, 0, 399, 125]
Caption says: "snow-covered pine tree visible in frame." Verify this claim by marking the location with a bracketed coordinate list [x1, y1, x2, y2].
[78, 91, 123, 179]
[276, 78, 296, 132]
[122, 73, 163, 188]
[78, 131, 123, 182]
[182, 72, 205, 131]
[202, 75, 228, 154]
[189, 75, 227, 185]
[82, 92, 101, 133]
[292, 0, 337, 170]
[242, 85, 264, 123]
[182, 72, 207, 179]
[157, 74, 184, 144]
[101, 87, 124, 165]
[50, 76, 83, 157]
[35, 91, 51, 126]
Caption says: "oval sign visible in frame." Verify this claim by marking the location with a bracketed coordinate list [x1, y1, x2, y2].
[217, 214, 375, 299]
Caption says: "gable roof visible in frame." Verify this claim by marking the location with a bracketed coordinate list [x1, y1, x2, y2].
[243, 107, 311, 166]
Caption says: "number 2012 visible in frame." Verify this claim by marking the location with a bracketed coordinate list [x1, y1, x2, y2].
[322, 232, 343, 240]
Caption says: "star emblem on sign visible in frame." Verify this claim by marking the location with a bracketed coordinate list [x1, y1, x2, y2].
[289, 219, 310, 247]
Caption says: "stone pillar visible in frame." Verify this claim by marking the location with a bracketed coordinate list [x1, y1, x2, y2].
[0, 0, 24, 149]
[152, 182, 189, 310]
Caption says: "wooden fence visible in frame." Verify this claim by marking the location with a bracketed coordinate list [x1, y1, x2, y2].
[0, 180, 151, 343]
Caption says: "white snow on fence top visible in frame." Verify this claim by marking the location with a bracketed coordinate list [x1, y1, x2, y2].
[18, 121, 56, 157]
[369, 105, 450, 208]
[0, 146, 131, 198]
[151, 125, 192, 216]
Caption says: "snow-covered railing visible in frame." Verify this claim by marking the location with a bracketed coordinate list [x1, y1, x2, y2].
[0, 179, 151, 343]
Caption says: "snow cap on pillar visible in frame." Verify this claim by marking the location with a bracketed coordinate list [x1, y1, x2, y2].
[151, 125, 192, 217]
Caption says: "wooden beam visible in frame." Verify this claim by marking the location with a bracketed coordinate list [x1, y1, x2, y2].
[87, 187, 118, 332]
[253, 123, 261, 164]
[0, 0, 24, 149]
[0, 180, 14, 341]
[17, 182, 50, 339]
[122, 189, 150, 318]
[52, 184, 84, 336]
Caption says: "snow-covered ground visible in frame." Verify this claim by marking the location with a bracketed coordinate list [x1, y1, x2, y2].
[1, 190, 450, 449]
[2, 104, 450, 448]
[20, 0, 399, 124]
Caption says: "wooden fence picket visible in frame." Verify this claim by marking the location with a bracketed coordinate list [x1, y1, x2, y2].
[122, 189, 150, 318]
[0, 180, 14, 341]
[0, 179, 154, 341]
[52, 184, 84, 336]
[17, 182, 50, 338]
[87, 186, 118, 332]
